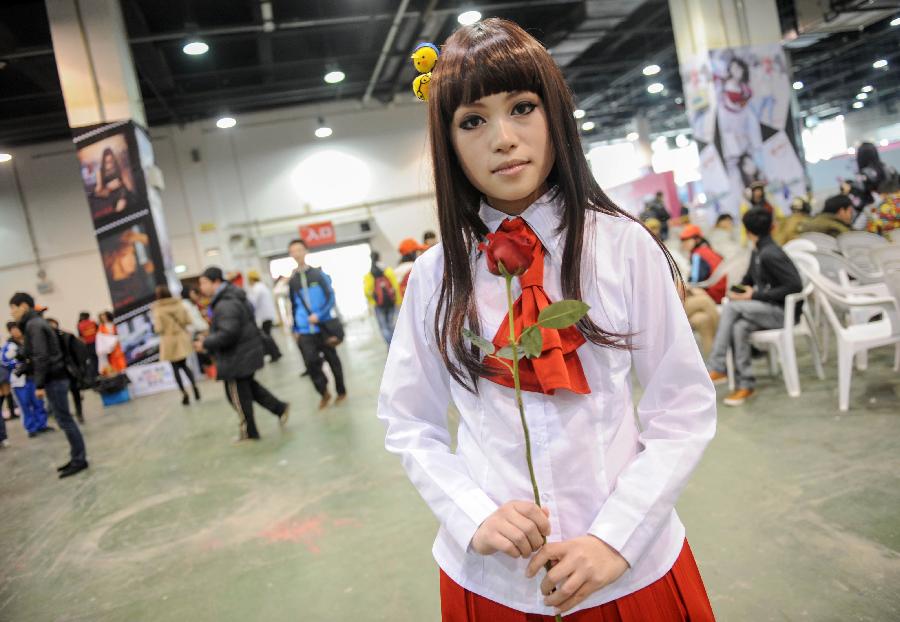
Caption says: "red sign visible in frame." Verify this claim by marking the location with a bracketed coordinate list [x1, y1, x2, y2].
[299, 221, 336, 248]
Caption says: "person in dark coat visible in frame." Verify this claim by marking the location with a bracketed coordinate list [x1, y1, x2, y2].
[195, 267, 289, 442]
[9, 293, 88, 478]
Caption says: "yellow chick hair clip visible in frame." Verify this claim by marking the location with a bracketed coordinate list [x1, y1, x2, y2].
[411, 42, 439, 101]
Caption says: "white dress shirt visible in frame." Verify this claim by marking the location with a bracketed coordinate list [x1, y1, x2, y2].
[247, 281, 277, 325]
[377, 189, 716, 616]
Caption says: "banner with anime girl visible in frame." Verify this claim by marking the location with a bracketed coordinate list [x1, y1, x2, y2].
[682, 43, 806, 218]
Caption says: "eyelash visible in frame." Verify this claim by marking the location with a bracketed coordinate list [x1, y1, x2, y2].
[458, 101, 538, 130]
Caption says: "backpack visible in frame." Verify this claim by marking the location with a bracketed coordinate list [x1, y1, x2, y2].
[373, 274, 396, 308]
[57, 330, 93, 389]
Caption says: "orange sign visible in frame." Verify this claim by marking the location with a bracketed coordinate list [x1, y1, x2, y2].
[299, 221, 336, 247]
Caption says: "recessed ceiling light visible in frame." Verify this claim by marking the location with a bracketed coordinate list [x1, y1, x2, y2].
[861, 85, 873, 92]
[182, 41, 209, 56]
[626, 132, 639, 142]
[642, 64, 660, 76]
[675, 134, 690, 148]
[891, 17, 900, 27]
[174, 264, 188, 274]
[573, 109, 586, 119]
[0, 153, 11, 163]
[792, 81, 803, 90]
[647, 82, 664, 94]
[324, 70, 345, 84]
[216, 116, 236, 129]
[458, 10, 482, 25]
[315, 117, 332, 138]
[856, 92, 868, 100]
[852, 101, 864, 109]
[581, 121, 596, 131]
[873, 59, 888, 69]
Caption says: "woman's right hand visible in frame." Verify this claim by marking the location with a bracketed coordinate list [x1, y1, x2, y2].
[471, 501, 550, 558]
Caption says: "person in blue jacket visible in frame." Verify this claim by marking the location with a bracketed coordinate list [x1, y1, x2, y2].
[2, 321, 51, 437]
[287, 239, 347, 409]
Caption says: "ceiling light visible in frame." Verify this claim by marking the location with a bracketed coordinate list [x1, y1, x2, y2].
[856, 92, 868, 100]
[642, 64, 660, 76]
[581, 121, 596, 131]
[674, 97, 683, 105]
[861, 85, 873, 93]
[174, 264, 188, 274]
[0, 153, 11, 163]
[891, 17, 900, 27]
[852, 101, 864, 109]
[792, 80, 803, 90]
[626, 132, 639, 142]
[216, 116, 236, 129]
[458, 10, 482, 25]
[647, 82, 664, 94]
[324, 70, 345, 84]
[873, 59, 888, 69]
[573, 109, 586, 119]
[675, 134, 690, 148]
[836, 114, 844, 121]
[315, 117, 332, 138]
[182, 41, 209, 56]
[880, 138, 889, 146]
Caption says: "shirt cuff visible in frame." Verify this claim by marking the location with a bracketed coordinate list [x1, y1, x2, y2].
[444, 490, 499, 552]
[587, 494, 648, 568]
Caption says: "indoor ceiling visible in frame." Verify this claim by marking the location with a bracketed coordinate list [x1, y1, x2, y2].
[0, 0, 898, 146]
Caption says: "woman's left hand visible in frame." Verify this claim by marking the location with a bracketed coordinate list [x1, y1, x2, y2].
[525, 535, 629, 614]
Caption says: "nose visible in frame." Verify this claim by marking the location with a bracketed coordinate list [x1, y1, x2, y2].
[490, 117, 517, 153]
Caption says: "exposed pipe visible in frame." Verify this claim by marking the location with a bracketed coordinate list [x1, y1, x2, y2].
[363, 0, 411, 104]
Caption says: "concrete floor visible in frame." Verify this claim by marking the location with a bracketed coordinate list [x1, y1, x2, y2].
[0, 321, 898, 621]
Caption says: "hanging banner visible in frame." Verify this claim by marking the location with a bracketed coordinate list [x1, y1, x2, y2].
[682, 44, 806, 218]
[73, 121, 179, 391]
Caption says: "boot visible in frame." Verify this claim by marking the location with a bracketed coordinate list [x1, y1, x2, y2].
[181, 392, 190, 406]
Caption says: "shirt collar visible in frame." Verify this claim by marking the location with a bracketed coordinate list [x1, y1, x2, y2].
[478, 186, 564, 254]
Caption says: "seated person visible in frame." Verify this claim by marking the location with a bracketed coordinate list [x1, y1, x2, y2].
[707, 208, 803, 406]
[774, 197, 811, 245]
[680, 225, 725, 356]
[706, 213, 740, 259]
[798, 194, 853, 237]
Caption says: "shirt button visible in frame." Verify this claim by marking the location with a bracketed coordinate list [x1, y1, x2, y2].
[540, 493, 550, 503]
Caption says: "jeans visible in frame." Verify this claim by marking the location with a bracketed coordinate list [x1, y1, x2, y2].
[708, 300, 784, 390]
[44, 378, 87, 464]
[223, 376, 286, 439]
[374, 306, 397, 345]
[296, 333, 346, 397]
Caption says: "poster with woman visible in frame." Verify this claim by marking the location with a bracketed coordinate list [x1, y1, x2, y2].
[98, 219, 164, 313]
[75, 122, 149, 229]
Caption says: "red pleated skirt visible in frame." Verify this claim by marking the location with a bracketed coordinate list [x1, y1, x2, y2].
[440, 540, 715, 621]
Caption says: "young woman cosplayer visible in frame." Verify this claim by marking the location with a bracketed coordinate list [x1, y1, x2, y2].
[377, 19, 717, 620]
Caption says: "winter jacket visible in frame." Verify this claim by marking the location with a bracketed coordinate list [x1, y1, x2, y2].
[773, 213, 810, 246]
[202, 283, 264, 380]
[798, 213, 851, 238]
[152, 297, 193, 362]
[689, 243, 726, 303]
[740, 235, 803, 311]
[288, 267, 336, 335]
[19, 310, 67, 389]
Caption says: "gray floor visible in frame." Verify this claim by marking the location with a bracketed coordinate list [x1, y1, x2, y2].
[0, 321, 898, 621]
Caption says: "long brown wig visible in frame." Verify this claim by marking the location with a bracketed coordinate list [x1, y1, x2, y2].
[427, 18, 679, 391]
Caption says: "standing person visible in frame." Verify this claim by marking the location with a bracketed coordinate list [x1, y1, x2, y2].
[46, 318, 88, 424]
[196, 267, 289, 442]
[363, 251, 401, 345]
[96, 311, 127, 375]
[378, 20, 716, 620]
[152, 285, 200, 406]
[287, 239, 347, 409]
[246, 270, 282, 362]
[423, 230, 439, 249]
[394, 238, 425, 301]
[2, 322, 51, 437]
[9, 293, 88, 478]
[76, 311, 100, 381]
[639, 192, 671, 240]
[708, 208, 803, 405]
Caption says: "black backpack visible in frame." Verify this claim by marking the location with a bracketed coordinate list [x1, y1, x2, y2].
[56, 330, 93, 389]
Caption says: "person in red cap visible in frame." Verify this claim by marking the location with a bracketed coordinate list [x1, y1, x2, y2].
[680, 224, 726, 355]
[394, 238, 426, 302]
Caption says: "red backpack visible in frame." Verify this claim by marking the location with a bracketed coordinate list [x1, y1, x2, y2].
[373, 274, 396, 308]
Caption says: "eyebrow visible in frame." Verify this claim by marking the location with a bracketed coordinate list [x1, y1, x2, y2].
[458, 91, 528, 111]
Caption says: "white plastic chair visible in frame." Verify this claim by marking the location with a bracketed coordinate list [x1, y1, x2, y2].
[870, 244, 900, 274]
[837, 231, 887, 279]
[744, 252, 825, 397]
[799, 231, 839, 253]
[783, 238, 817, 255]
[795, 254, 900, 411]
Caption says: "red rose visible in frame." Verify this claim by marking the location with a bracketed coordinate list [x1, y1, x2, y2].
[478, 231, 534, 276]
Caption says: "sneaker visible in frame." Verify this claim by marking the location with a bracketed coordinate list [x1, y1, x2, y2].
[318, 391, 332, 410]
[56, 461, 72, 472]
[58, 461, 89, 479]
[709, 370, 729, 385]
[38, 426, 55, 434]
[723, 388, 755, 406]
[0, 439, 9, 449]
[279, 404, 290, 429]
